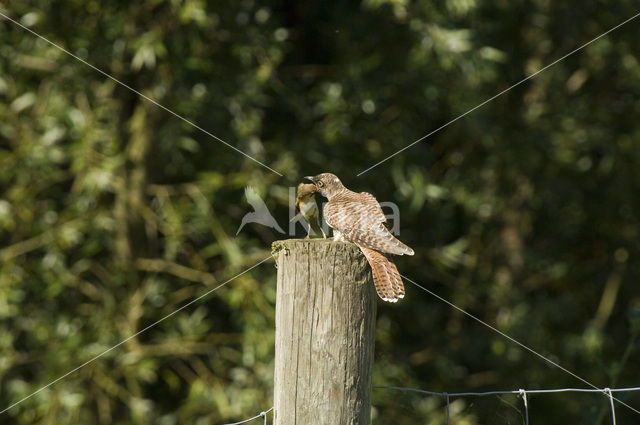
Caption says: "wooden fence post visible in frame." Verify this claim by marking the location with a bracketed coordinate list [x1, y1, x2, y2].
[272, 239, 377, 425]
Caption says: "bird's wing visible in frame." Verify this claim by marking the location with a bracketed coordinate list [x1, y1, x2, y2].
[324, 191, 414, 256]
[360, 192, 386, 223]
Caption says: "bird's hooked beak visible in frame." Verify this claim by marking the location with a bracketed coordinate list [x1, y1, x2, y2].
[304, 175, 316, 183]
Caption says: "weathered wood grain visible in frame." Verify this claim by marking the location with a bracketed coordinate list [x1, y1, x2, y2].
[272, 239, 377, 425]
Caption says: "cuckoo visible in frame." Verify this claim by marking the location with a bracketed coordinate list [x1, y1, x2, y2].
[306, 173, 414, 302]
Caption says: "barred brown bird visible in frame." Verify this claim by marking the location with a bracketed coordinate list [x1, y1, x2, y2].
[305, 173, 414, 302]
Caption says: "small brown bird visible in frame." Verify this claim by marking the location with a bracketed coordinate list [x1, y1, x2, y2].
[306, 173, 414, 302]
[291, 183, 326, 239]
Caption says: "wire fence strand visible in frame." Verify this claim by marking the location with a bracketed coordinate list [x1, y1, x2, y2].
[222, 407, 273, 425]
[0, 10, 283, 176]
[605, 388, 617, 425]
[357, 10, 640, 176]
[0, 255, 274, 415]
[519, 389, 529, 425]
[375, 385, 638, 423]
[401, 273, 640, 416]
[374, 385, 640, 397]
[443, 392, 450, 425]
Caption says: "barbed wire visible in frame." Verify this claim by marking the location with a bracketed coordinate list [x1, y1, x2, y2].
[221, 407, 273, 425]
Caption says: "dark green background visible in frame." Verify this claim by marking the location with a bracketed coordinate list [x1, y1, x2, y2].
[1, 0, 639, 423]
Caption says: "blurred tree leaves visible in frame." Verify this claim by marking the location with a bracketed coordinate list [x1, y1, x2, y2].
[1, 0, 640, 424]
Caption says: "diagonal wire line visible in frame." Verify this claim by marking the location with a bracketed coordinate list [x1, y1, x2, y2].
[401, 274, 640, 415]
[0, 255, 273, 415]
[357, 10, 640, 177]
[0, 10, 283, 177]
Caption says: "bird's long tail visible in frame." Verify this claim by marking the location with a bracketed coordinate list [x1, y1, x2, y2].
[359, 247, 405, 302]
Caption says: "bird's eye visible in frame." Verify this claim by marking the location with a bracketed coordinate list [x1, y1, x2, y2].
[317, 181, 325, 188]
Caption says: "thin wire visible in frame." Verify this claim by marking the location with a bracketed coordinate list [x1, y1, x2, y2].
[357, 10, 640, 176]
[0, 255, 273, 415]
[519, 389, 529, 425]
[443, 392, 450, 425]
[605, 388, 617, 425]
[222, 407, 274, 425]
[401, 274, 640, 415]
[376, 385, 638, 423]
[375, 385, 442, 396]
[373, 385, 640, 397]
[0, 11, 283, 177]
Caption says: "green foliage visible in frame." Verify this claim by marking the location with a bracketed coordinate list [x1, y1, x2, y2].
[1, 0, 639, 423]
